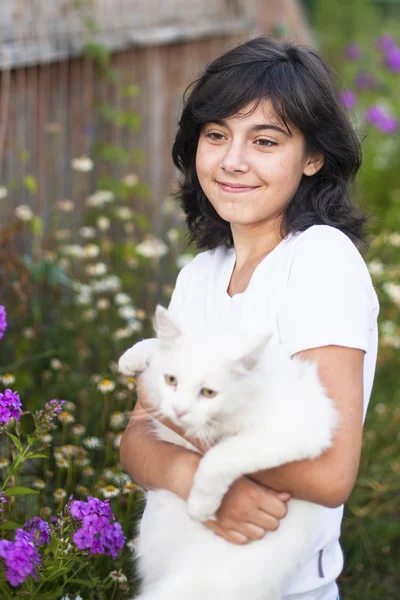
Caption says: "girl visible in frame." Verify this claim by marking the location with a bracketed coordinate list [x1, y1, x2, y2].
[120, 37, 379, 600]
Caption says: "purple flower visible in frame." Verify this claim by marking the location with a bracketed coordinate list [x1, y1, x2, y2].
[386, 46, 400, 72]
[24, 517, 50, 546]
[340, 89, 356, 109]
[376, 35, 396, 52]
[345, 43, 363, 61]
[69, 496, 125, 558]
[354, 70, 379, 91]
[0, 305, 7, 339]
[0, 389, 22, 424]
[0, 529, 41, 586]
[365, 105, 398, 135]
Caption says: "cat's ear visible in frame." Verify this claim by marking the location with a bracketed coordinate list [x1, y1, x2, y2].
[154, 305, 181, 341]
[233, 334, 272, 374]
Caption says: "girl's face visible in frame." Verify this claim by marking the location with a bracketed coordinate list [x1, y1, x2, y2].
[196, 101, 323, 235]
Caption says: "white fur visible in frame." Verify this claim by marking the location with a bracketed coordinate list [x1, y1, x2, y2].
[118, 306, 339, 600]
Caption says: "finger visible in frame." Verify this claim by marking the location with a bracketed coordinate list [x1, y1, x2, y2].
[258, 493, 289, 520]
[204, 521, 250, 545]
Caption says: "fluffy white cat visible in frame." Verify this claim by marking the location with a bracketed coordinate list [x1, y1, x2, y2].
[118, 305, 339, 600]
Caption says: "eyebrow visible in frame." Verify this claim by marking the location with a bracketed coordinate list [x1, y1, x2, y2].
[209, 119, 292, 137]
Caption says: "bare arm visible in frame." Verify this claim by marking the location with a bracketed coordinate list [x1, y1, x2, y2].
[119, 399, 200, 500]
[249, 345, 365, 508]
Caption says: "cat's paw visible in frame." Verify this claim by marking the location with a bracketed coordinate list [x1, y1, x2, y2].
[187, 488, 220, 522]
[118, 347, 146, 376]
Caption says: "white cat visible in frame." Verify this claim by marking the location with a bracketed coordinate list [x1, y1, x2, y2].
[118, 305, 339, 600]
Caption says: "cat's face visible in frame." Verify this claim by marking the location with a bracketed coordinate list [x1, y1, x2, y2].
[145, 306, 269, 435]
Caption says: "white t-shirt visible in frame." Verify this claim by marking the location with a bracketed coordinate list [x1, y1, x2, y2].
[166, 224, 379, 600]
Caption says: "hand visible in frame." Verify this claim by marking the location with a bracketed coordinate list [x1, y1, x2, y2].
[204, 476, 291, 545]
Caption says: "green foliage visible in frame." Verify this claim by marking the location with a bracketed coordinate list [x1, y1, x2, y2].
[314, 1, 400, 597]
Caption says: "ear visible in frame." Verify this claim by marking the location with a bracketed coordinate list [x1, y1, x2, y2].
[232, 333, 272, 375]
[303, 152, 324, 177]
[154, 305, 181, 341]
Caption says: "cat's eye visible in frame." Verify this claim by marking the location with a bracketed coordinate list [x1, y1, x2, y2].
[200, 387, 217, 398]
[164, 374, 178, 387]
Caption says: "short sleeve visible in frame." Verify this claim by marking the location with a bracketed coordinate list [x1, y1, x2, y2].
[277, 226, 379, 356]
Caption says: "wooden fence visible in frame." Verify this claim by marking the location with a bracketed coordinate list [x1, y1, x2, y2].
[0, 0, 311, 240]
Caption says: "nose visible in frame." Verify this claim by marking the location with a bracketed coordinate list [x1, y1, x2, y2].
[173, 406, 188, 418]
[220, 141, 249, 173]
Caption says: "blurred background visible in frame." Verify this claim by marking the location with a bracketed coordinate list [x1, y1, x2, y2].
[0, 0, 399, 598]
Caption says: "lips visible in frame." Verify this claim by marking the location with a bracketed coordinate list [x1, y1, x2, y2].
[216, 181, 259, 193]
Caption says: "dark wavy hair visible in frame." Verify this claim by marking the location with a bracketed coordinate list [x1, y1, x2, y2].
[172, 37, 367, 249]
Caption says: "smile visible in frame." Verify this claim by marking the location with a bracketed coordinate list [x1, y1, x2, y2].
[216, 181, 259, 193]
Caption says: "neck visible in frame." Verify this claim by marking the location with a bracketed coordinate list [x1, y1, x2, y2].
[230, 221, 284, 270]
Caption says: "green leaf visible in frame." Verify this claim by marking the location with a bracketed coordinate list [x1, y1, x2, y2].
[30, 216, 43, 238]
[4, 486, 39, 497]
[6, 432, 23, 452]
[1, 520, 22, 530]
[23, 175, 37, 194]
[45, 565, 73, 581]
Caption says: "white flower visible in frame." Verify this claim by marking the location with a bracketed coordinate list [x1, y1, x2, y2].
[109, 570, 127, 583]
[75, 292, 92, 306]
[96, 298, 110, 310]
[101, 485, 120, 498]
[0, 458, 10, 469]
[388, 232, 400, 247]
[83, 436, 102, 449]
[79, 226, 96, 239]
[2, 373, 15, 385]
[176, 253, 194, 269]
[383, 282, 400, 306]
[115, 206, 134, 220]
[61, 244, 85, 258]
[56, 200, 74, 212]
[122, 173, 139, 187]
[86, 262, 107, 276]
[83, 244, 100, 258]
[167, 228, 179, 243]
[136, 236, 168, 259]
[71, 156, 94, 172]
[110, 412, 125, 429]
[22, 327, 35, 339]
[15, 204, 34, 221]
[51, 359, 62, 370]
[85, 190, 114, 207]
[33, 479, 46, 490]
[64, 401, 76, 412]
[368, 260, 384, 276]
[41, 434, 53, 444]
[0, 186, 8, 199]
[123, 482, 136, 495]
[118, 306, 136, 320]
[97, 216, 110, 231]
[115, 292, 131, 305]
[113, 434, 123, 448]
[82, 309, 97, 321]
[58, 412, 75, 424]
[72, 424, 86, 436]
[98, 379, 116, 393]
[113, 327, 133, 341]
[53, 488, 67, 501]
[90, 275, 121, 293]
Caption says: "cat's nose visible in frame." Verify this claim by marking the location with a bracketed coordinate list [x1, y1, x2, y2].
[173, 406, 188, 418]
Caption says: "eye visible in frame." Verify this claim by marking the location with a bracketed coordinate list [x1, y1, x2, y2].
[255, 139, 277, 147]
[200, 387, 218, 398]
[206, 132, 226, 141]
[164, 374, 178, 387]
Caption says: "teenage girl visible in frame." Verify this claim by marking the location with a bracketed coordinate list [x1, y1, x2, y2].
[120, 37, 379, 600]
